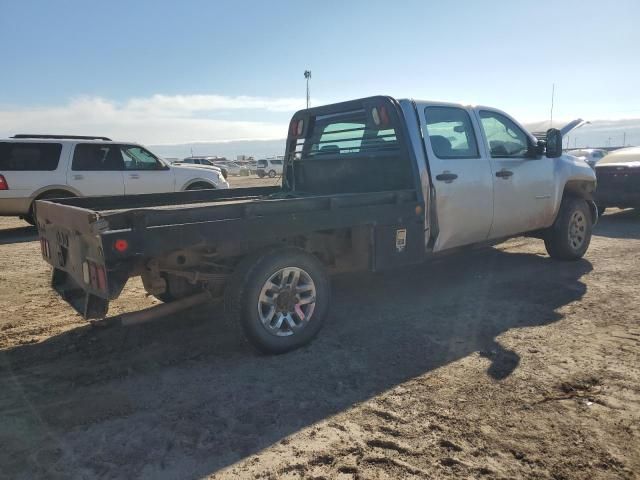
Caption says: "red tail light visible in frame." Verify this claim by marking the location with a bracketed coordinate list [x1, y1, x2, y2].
[0, 174, 8, 190]
[114, 239, 129, 252]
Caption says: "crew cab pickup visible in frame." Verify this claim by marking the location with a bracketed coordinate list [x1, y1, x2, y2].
[35, 96, 597, 353]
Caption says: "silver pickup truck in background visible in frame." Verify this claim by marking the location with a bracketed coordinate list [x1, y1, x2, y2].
[36, 96, 597, 353]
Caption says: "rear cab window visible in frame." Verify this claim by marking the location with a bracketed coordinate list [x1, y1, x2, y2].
[0, 142, 62, 170]
[284, 97, 413, 194]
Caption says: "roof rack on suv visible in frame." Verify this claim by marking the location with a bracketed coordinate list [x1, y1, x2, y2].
[10, 134, 113, 141]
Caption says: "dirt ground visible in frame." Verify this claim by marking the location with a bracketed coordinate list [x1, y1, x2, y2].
[0, 179, 639, 479]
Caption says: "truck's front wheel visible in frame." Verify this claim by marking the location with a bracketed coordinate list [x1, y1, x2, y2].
[225, 248, 330, 354]
[544, 197, 592, 260]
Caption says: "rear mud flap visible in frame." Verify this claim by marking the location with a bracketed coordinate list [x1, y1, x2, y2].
[51, 268, 109, 319]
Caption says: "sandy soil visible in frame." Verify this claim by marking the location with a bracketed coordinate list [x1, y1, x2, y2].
[0, 181, 638, 479]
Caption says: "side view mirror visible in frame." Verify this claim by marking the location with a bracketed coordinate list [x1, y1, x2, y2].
[545, 128, 563, 158]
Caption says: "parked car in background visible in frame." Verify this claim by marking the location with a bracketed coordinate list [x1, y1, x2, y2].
[0, 135, 229, 224]
[256, 158, 284, 178]
[175, 156, 228, 179]
[568, 148, 608, 168]
[214, 161, 249, 176]
[594, 146, 640, 214]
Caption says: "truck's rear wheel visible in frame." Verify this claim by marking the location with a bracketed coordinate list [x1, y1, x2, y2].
[544, 197, 592, 260]
[224, 247, 330, 354]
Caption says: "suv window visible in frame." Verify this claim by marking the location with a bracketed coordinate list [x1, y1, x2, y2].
[424, 107, 479, 159]
[271, 160, 283, 165]
[479, 111, 530, 158]
[0, 142, 62, 171]
[72, 144, 124, 171]
[121, 146, 164, 170]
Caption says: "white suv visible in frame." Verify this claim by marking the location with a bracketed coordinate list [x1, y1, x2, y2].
[0, 135, 229, 224]
[256, 158, 284, 178]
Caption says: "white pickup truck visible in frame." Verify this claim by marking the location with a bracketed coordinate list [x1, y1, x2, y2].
[0, 135, 229, 224]
[36, 96, 597, 353]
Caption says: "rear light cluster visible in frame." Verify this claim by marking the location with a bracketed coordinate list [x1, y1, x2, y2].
[289, 118, 304, 137]
[0, 174, 8, 190]
[83, 260, 107, 291]
[371, 105, 390, 127]
[40, 238, 51, 258]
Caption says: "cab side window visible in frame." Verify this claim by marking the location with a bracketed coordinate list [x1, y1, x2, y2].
[121, 146, 164, 170]
[424, 107, 479, 159]
[72, 144, 124, 171]
[479, 111, 530, 158]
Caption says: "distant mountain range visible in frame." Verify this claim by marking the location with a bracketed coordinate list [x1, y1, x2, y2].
[150, 118, 640, 160]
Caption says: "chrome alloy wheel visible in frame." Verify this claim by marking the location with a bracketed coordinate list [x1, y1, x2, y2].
[568, 210, 587, 250]
[257, 267, 317, 337]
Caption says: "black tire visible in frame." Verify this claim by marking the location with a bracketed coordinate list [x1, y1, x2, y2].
[257, 172, 265, 178]
[224, 247, 330, 354]
[28, 190, 75, 226]
[186, 182, 214, 190]
[544, 197, 592, 260]
[21, 214, 36, 226]
[268, 170, 276, 178]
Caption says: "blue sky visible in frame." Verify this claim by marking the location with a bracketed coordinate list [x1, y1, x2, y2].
[1, 0, 639, 146]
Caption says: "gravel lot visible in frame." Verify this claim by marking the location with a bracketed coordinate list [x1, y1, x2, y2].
[0, 179, 638, 479]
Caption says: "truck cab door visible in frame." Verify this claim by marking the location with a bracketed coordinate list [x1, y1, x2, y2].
[121, 145, 175, 194]
[68, 144, 125, 196]
[419, 105, 494, 251]
[475, 109, 555, 239]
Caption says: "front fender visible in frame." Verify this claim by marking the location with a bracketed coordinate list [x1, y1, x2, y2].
[550, 155, 597, 224]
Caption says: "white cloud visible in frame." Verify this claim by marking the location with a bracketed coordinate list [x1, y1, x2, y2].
[0, 94, 305, 144]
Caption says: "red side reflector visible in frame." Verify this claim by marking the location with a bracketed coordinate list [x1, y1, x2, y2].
[0, 174, 8, 190]
[96, 265, 107, 291]
[89, 262, 98, 288]
[379, 106, 389, 126]
[114, 239, 129, 252]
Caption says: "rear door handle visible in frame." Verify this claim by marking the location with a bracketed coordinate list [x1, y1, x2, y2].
[72, 174, 84, 180]
[496, 169, 513, 178]
[129, 174, 140, 179]
[435, 172, 458, 183]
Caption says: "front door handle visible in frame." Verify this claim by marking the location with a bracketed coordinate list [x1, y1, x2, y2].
[129, 174, 140, 179]
[496, 169, 514, 179]
[72, 174, 84, 180]
[435, 172, 458, 183]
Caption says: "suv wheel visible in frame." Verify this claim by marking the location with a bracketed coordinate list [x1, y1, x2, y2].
[268, 170, 277, 178]
[25, 191, 75, 226]
[224, 247, 330, 354]
[544, 197, 592, 260]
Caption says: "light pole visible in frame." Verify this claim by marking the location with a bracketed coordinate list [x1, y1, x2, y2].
[304, 70, 311, 109]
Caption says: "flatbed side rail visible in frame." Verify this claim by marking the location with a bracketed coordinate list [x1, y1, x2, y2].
[100, 190, 422, 260]
[101, 189, 418, 230]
